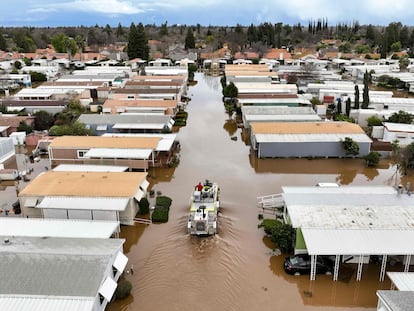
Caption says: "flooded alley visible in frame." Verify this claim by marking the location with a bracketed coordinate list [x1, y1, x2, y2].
[107, 72, 409, 311]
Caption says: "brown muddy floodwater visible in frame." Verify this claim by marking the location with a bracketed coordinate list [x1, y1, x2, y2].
[107, 73, 413, 311]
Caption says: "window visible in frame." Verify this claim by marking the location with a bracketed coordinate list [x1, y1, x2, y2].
[77, 150, 89, 158]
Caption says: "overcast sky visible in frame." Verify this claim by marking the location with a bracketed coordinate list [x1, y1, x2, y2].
[1, 0, 412, 27]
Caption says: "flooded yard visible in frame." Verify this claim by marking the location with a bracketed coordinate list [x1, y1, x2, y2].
[105, 73, 414, 311]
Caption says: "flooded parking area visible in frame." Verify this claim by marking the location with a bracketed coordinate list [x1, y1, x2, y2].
[1, 73, 411, 311]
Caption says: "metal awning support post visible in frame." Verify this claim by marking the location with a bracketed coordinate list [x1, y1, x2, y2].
[310, 255, 317, 281]
[356, 255, 364, 281]
[404, 255, 411, 272]
[333, 255, 340, 281]
[379, 254, 387, 282]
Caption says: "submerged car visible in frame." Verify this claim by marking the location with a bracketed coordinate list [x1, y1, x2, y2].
[284, 254, 333, 275]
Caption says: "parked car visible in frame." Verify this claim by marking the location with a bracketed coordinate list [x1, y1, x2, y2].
[284, 254, 333, 275]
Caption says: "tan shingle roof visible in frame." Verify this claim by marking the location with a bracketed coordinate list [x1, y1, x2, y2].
[19, 171, 147, 197]
[49, 136, 160, 149]
[251, 122, 365, 134]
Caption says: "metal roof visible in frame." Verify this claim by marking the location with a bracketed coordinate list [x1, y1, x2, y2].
[302, 228, 414, 255]
[112, 122, 167, 130]
[49, 136, 160, 149]
[0, 295, 95, 311]
[282, 186, 414, 229]
[387, 272, 414, 291]
[245, 115, 321, 122]
[377, 290, 414, 311]
[37, 196, 129, 211]
[0, 218, 119, 238]
[241, 106, 316, 115]
[384, 122, 414, 133]
[0, 236, 124, 303]
[78, 113, 172, 125]
[84, 148, 152, 159]
[53, 164, 129, 172]
[254, 133, 372, 143]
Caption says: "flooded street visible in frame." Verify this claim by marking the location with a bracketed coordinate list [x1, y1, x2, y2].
[105, 73, 409, 311]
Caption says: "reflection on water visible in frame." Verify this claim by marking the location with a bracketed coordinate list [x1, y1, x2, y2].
[108, 73, 412, 311]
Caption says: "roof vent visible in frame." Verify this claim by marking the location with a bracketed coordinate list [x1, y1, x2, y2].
[3, 238, 10, 245]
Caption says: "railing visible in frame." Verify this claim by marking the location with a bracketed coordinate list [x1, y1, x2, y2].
[257, 193, 284, 215]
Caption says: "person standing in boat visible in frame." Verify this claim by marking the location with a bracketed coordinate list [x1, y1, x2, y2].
[196, 182, 203, 191]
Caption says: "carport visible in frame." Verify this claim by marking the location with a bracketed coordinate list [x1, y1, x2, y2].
[301, 228, 414, 281]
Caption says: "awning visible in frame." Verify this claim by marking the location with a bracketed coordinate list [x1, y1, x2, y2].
[113, 123, 166, 130]
[84, 148, 152, 159]
[140, 179, 149, 192]
[134, 189, 144, 202]
[302, 228, 414, 256]
[113, 251, 128, 273]
[99, 277, 117, 301]
[37, 197, 129, 211]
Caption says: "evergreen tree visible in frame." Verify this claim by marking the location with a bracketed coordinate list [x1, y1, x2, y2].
[362, 70, 370, 109]
[128, 22, 149, 60]
[127, 22, 138, 59]
[159, 21, 168, 36]
[0, 28, 6, 51]
[354, 85, 360, 109]
[185, 28, 195, 50]
[346, 97, 351, 117]
[336, 98, 342, 115]
[116, 22, 124, 38]
[247, 24, 258, 45]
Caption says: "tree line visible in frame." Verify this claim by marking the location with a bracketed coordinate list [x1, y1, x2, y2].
[2, 20, 414, 59]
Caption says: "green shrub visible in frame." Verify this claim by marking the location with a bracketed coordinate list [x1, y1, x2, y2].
[138, 197, 150, 215]
[258, 219, 282, 235]
[156, 195, 172, 208]
[115, 279, 132, 300]
[151, 206, 169, 222]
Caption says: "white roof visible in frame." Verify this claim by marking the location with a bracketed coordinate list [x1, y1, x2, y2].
[246, 115, 321, 122]
[0, 126, 9, 132]
[387, 272, 414, 291]
[112, 123, 167, 130]
[302, 228, 414, 255]
[37, 197, 129, 211]
[0, 218, 119, 238]
[84, 148, 152, 159]
[282, 186, 414, 229]
[0, 295, 95, 311]
[255, 133, 372, 143]
[384, 122, 414, 133]
[53, 164, 129, 172]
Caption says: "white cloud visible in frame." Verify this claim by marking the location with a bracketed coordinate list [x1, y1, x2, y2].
[49, 0, 144, 15]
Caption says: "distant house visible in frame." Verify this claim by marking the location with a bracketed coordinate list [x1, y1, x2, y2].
[0, 99, 66, 115]
[77, 113, 175, 134]
[0, 114, 35, 135]
[250, 121, 371, 158]
[48, 135, 161, 170]
[382, 122, 414, 146]
[19, 170, 149, 225]
[0, 236, 128, 311]
[102, 99, 179, 116]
